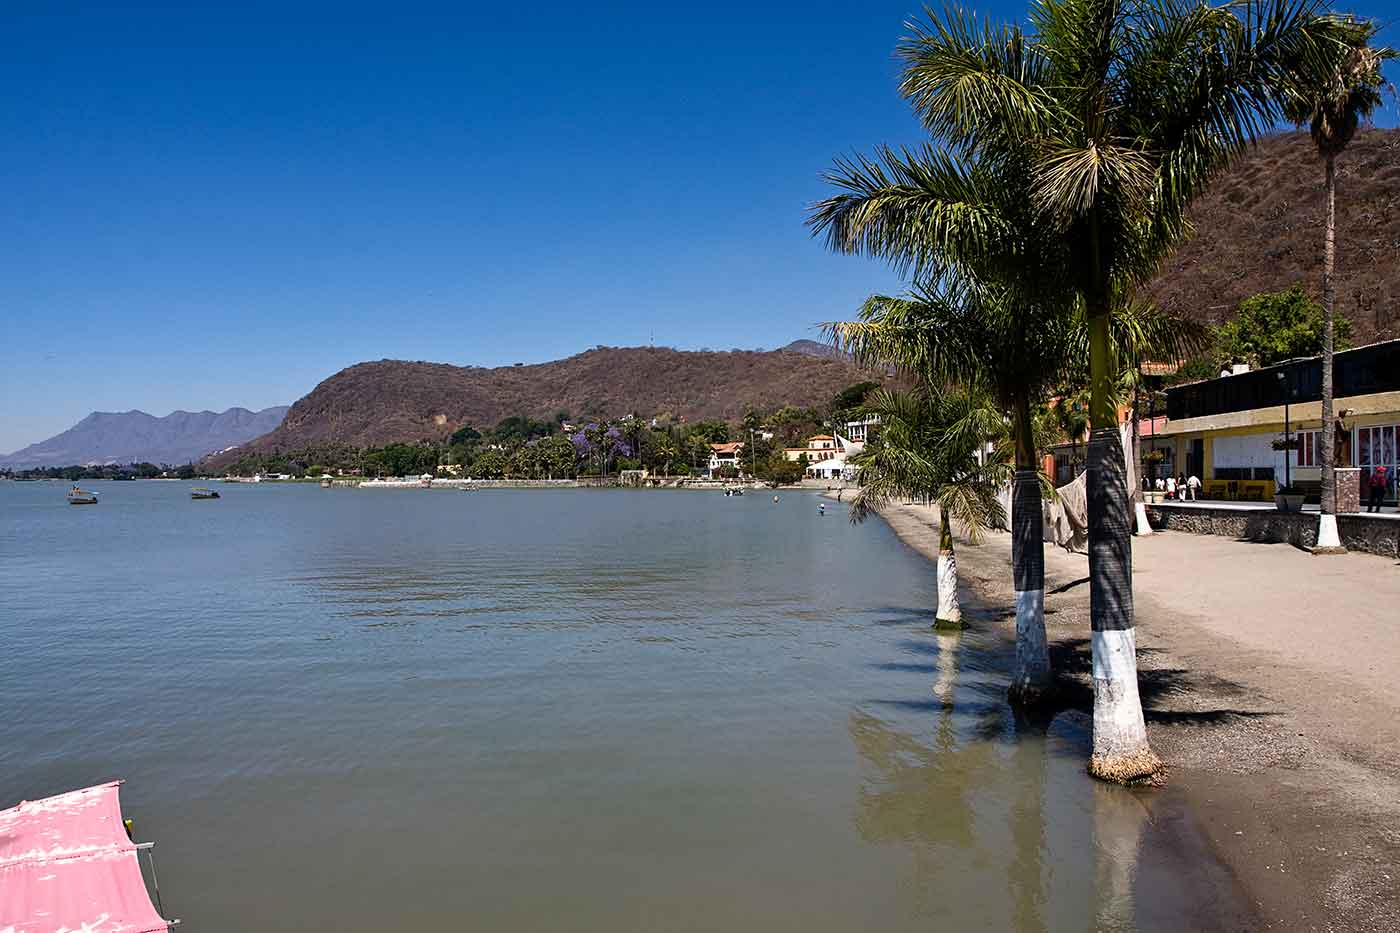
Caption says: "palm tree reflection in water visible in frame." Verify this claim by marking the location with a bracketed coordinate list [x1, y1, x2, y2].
[849, 631, 1155, 931]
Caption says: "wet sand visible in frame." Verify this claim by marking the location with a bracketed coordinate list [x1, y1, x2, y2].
[843, 493, 1400, 933]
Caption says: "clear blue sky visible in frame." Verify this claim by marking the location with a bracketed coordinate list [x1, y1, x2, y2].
[3, 1, 1396, 453]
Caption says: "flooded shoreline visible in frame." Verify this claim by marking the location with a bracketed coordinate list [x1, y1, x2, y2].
[3, 482, 1252, 931]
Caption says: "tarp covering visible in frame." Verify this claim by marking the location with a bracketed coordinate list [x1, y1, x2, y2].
[0, 782, 170, 933]
[1041, 424, 1138, 554]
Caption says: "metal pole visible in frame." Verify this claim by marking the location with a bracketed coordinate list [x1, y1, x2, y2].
[1284, 398, 1291, 490]
[138, 845, 166, 916]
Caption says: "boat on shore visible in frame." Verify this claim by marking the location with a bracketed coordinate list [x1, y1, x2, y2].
[191, 487, 220, 500]
[67, 486, 98, 505]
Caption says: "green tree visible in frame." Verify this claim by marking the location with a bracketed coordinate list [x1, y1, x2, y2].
[757, 454, 804, 487]
[469, 449, 510, 479]
[686, 420, 730, 444]
[653, 433, 685, 476]
[830, 381, 882, 421]
[450, 424, 482, 446]
[848, 385, 1009, 628]
[539, 436, 578, 479]
[1216, 286, 1351, 367]
[874, 0, 1359, 784]
[1280, 26, 1394, 532]
[821, 280, 1079, 702]
[1050, 389, 1091, 477]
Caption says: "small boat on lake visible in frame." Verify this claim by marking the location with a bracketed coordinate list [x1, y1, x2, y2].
[190, 487, 221, 500]
[67, 486, 99, 505]
[320, 478, 332, 488]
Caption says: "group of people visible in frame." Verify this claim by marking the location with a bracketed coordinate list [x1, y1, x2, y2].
[1148, 473, 1202, 501]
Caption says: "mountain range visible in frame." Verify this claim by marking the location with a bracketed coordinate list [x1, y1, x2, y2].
[205, 346, 875, 467]
[14, 130, 1399, 472]
[1, 407, 289, 469]
[1143, 129, 1400, 342]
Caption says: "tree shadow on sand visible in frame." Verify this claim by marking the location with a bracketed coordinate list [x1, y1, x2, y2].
[1046, 638, 1282, 727]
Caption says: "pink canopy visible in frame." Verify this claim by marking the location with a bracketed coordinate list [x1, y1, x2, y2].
[0, 782, 171, 933]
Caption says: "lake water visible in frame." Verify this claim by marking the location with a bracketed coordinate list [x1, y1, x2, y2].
[1, 481, 1241, 931]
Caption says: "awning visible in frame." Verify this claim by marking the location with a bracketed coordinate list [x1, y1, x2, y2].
[0, 782, 172, 933]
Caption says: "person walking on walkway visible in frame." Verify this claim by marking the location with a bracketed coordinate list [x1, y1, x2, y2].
[1367, 465, 1388, 513]
[1165, 475, 1177, 500]
[1186, 474, 1201, 501]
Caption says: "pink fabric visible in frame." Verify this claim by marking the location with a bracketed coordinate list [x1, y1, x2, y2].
[0, 782, 170, 933]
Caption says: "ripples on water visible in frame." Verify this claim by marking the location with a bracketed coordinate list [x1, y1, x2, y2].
[1, 482, 1209, 931]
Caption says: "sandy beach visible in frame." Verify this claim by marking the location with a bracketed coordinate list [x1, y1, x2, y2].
[842, 491, 1400, 932]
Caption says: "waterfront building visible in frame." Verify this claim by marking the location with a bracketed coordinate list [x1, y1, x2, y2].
[1154, 339, 1400, 503]
[784, 433, 863, 481]
[707, 442, 744, 477]
[843, 415, 880, 444]
[784, 434, 839, 464]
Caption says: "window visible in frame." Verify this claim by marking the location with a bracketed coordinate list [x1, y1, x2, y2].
[1296, 431, 1321, 467]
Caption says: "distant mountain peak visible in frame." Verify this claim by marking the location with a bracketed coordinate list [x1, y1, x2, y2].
[1, 406, 289, 469]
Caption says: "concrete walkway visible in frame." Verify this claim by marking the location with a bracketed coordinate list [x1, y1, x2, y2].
[1153, 498, 1398, 517]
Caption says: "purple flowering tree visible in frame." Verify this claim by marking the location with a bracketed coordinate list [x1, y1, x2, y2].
[571, 423, 632, 477]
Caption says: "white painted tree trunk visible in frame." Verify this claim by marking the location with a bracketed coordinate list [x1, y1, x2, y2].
[1316, 512, 1343, 550]
[1087, 428, 1163, 784]
[1133, 501, 1153, 536]
[936, 551, 961, 627]
[1014, 586, 1048, 687]
[1010, 468, 1051, 702]
[1089, 628, 1159, 782]
[933, 630, 960, 706]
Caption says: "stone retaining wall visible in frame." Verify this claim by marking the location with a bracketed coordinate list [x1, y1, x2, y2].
[1147, 504, 1400, 558]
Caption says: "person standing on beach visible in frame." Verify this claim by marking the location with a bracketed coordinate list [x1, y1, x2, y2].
[1367, 465, 1388, 513]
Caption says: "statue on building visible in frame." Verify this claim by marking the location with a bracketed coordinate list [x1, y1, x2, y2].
[1334, 413, 1352, 466]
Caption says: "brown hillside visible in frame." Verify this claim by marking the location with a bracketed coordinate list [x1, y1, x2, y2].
[210, 346, 875, 462]
[1144, 128, 1400, 342]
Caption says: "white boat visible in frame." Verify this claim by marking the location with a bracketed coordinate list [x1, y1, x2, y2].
[67, 487, 99, 505]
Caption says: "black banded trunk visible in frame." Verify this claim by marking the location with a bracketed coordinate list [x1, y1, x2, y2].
[1009, 395, 1051, 704]
[1086, 307, 1162, 784]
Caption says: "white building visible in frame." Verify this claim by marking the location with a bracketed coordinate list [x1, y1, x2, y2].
[707, 442, 745, 477]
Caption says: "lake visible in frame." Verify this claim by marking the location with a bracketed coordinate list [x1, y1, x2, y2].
[1, 481, 1238, 931]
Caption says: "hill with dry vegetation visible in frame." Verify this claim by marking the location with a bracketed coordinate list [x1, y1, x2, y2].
[208, 346, 875, 464]
[1144, 128, 1400, 343]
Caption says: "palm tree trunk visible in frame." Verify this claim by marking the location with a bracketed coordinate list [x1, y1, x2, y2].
[1009, 395, 1051, 704]
[1316, 153, 1344, 552]
[1131, 379, 1152, 536]
[1086, 304, 1162, 784]
[935, 503, 962, 630]
[932, 629, 961, 706]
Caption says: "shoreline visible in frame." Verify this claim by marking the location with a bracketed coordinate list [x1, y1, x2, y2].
[837, 491, 1400, 933]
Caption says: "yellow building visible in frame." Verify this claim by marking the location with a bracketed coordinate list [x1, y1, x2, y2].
[1157, 340, 1400, 504]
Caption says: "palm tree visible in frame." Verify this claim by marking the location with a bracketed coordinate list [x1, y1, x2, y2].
[818, 255, 1190, 707]
[1050, 389, 1091, 480]
[1280, 25, 1395, 550]
[886, 0, 1359, 783]
[824, 275, 1072, 700]
[847, 384, 1010, 629]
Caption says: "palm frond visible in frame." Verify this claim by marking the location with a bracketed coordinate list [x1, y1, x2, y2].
[807, 145, 1017, 278]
